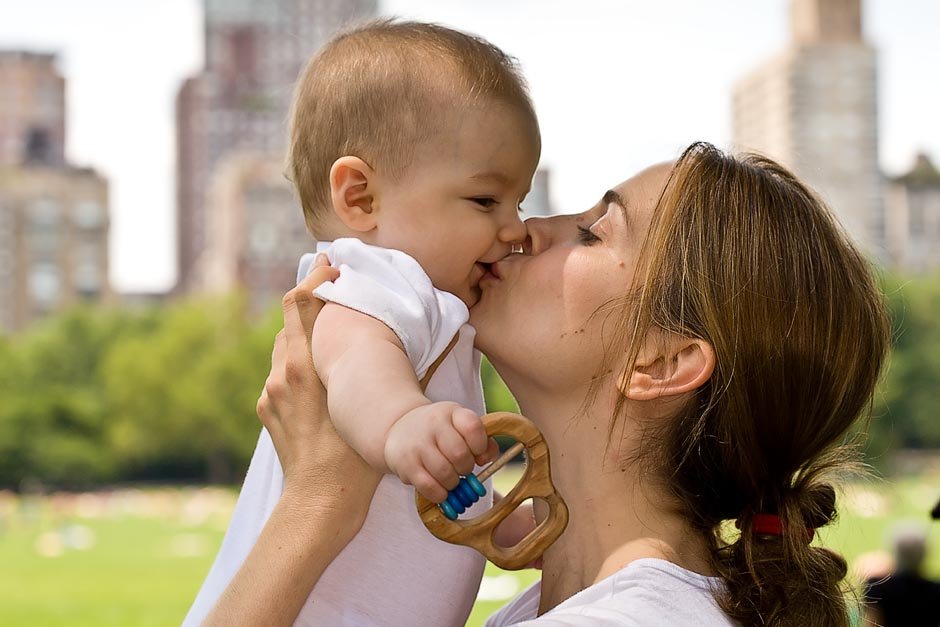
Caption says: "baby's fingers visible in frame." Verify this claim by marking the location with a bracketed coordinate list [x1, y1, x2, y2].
[450, 408, 488, 458]
[407, 467, 449, 504]
[475, 437, 500, 467]
[436, 425, 476, 476]
[420, 448, 459, 498]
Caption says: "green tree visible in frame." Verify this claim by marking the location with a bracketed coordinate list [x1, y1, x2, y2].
[103, 293, 278, 483]
[870, 272, 940, 454]
[0, 305, 148, 488]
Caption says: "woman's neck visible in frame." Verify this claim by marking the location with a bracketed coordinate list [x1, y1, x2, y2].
[512, 385, 715, 615]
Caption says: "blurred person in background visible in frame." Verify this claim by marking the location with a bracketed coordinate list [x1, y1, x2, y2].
[864, 523, 940, 626]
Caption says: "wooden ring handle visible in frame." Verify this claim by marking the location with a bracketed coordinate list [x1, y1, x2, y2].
[415, 412, 569, 570]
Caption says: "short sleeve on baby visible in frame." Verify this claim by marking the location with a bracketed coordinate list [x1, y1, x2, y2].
[298, 238, 469, 378]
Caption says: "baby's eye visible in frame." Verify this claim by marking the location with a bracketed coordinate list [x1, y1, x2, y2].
[469, 197, 497, 211]
[577, 225, 601, 245]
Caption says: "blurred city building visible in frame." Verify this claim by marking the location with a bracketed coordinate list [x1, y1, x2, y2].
[522, 169, 555, 217]
[0, 166, 110, 333]
[884, 153, 940, 272]
[0, 51, 110, 333]
[176, 0, 378, 297]
[200, 152, 311, 313]
[733, 0, 883, 257]
[0, 51, 65, 168]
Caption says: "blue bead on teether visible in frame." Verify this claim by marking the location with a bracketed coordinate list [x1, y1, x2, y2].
[440, 472, 488, 520]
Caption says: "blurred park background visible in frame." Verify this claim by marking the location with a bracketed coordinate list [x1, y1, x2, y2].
[1, 0, 939, 625]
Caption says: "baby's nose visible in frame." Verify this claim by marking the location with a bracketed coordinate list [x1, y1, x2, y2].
[498, 213, 528, 246]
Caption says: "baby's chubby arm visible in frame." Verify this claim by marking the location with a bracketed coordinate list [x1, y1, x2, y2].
[312, 303, 495, 502]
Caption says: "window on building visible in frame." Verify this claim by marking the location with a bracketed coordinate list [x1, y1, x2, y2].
[249, 222, 277, 257]
[30, 197, 60, 227]
[28, 262, 59, 309]
[74, 241, 102, 294]
[73, 199, 105, 229]
[37, 80, 61, 118]
[24, 127, 53, 165]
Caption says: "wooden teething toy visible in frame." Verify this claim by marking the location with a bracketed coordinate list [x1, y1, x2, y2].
[415, 411, 569, 570]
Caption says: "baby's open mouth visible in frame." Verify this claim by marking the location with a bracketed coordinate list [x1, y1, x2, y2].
[477, 262, 501, 281]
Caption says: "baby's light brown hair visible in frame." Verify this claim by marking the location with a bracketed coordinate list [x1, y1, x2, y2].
[287, 19, 539, 236]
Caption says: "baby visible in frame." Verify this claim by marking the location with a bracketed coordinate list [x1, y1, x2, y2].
[184, 20, 540, 627]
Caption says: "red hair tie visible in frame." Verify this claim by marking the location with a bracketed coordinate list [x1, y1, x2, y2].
[745, 513, 815, 543]
[752, 513, 784, 535]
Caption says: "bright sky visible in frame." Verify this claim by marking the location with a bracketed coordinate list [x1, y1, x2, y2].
[1, 0, 937, 292]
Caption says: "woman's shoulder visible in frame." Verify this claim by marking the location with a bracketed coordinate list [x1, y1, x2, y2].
[486, 558, 738, 627]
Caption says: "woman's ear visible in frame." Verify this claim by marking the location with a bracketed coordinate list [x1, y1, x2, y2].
[618, 335, 715, 401]
[329, 156, 378, 233]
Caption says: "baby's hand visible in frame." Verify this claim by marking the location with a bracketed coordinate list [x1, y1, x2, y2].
[385, 402, 497, 503]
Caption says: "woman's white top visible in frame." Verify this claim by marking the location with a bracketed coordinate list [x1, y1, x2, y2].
[485, 558, 737, 626]
[183, 239, 491, 627]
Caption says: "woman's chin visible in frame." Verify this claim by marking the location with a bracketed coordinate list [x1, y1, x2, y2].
[468, 283, 495, 316]
[468, 297, 496, 345]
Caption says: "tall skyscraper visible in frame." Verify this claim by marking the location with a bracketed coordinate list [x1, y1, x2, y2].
[0, 50, 110, 333]
[176, 0, 378, 294]
[732, 0, 882, 256]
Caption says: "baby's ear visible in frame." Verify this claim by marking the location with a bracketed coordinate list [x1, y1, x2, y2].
[329, 156, 378, 232]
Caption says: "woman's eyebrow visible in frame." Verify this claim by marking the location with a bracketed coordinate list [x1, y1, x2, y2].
[602, 189, 629, 224]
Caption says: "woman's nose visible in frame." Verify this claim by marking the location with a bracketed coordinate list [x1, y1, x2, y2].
[523, 216, 553, 256]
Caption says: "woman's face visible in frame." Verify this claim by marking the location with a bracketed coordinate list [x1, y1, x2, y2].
[471, 162, 672, 392]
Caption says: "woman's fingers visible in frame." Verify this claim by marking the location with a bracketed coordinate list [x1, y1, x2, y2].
[271, 328, 285, 360]
[287, 256, 339, 343]
[281, 261, 339, 387]
[255, 386, 270, 426]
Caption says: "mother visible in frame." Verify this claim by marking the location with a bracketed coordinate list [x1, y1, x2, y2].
[207, 143, 889, 626]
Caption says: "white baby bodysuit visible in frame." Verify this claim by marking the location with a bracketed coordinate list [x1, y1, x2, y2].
[183, 238, 492, 627]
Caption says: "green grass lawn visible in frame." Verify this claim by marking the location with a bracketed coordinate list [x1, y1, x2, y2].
[1, 470, 938, 627]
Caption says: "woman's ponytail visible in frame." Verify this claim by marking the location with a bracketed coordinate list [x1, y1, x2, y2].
[617, 143, 890, 626]
[715, 481, 851, 626]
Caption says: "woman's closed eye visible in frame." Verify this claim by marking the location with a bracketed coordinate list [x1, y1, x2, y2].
[577, 225, 601, 245]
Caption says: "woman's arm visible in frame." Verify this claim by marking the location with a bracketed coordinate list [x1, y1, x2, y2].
[203, 487, 364, 627]
[204, 257, 381, 627]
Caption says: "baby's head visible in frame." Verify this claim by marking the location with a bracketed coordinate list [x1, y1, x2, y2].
[288, 20, 540, 306]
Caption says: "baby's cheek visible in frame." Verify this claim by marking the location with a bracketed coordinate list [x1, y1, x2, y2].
[427, 260, 462, 291]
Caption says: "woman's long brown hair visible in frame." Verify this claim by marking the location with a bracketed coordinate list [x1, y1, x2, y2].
[612, 143, 890, 625]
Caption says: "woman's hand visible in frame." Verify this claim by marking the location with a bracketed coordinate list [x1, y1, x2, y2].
[204, 255, 381, 627]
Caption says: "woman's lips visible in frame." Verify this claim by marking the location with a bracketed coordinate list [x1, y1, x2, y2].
[479, 260, 505, 285]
